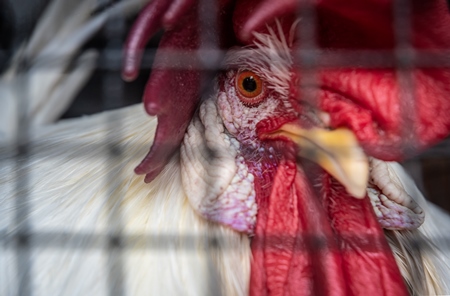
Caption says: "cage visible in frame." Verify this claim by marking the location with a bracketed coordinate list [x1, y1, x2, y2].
[0, 0, 449, 295]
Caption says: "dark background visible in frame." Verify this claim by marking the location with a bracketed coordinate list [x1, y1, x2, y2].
[1, 0, 449, 213]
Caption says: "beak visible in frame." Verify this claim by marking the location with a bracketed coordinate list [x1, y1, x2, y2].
[265, 123, 369, 198]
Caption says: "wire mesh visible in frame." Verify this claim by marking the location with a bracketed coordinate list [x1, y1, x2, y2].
[1, 0, 450, 295]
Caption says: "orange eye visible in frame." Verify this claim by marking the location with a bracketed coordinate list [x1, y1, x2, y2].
[236, 71, 264, 106]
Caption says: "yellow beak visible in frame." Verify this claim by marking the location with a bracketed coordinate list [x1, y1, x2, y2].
[266, 123, 369, 198]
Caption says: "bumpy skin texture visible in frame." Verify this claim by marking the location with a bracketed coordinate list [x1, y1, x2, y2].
[181, 99, 258, 233]
[367, 157, 425, 229]
[180, 39, 299, 233]
[250, 162, 408, 296]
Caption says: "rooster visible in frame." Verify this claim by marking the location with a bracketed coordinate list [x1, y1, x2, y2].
[1, 0, 450, 295]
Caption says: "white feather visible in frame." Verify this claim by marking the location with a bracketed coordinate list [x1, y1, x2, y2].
[383, 162, 450, 295]
[0, 0, 149, 143]
[0, 104, 250, 296]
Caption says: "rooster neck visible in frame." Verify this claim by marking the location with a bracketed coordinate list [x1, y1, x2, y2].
[248, 156, 409, 296]
[238, 139, 290, 200]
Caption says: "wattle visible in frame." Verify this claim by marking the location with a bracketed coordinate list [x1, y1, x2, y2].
[250, 156, 408, 295]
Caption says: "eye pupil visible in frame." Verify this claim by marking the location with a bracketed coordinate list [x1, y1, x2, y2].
[242, 77, 257, 92]
[236, 70, 264, 106]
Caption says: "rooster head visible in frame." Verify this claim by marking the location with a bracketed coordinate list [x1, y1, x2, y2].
[180, 27, 411, 295]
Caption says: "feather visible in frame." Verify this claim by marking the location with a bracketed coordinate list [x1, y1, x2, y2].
[0, 104, 250, 295]
[0, 0, 149, 143]
[383, 162, 450, 295]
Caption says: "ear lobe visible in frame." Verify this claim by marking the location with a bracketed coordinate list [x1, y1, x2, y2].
[181, 100, 239, 206]
[367, 158, 425, 230]
[180, 100, 257, 232]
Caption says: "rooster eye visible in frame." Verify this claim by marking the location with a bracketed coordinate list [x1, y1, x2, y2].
[236, 70, 264, 106]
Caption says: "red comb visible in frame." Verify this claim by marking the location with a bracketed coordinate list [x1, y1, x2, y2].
[124, 0, 450, 176]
